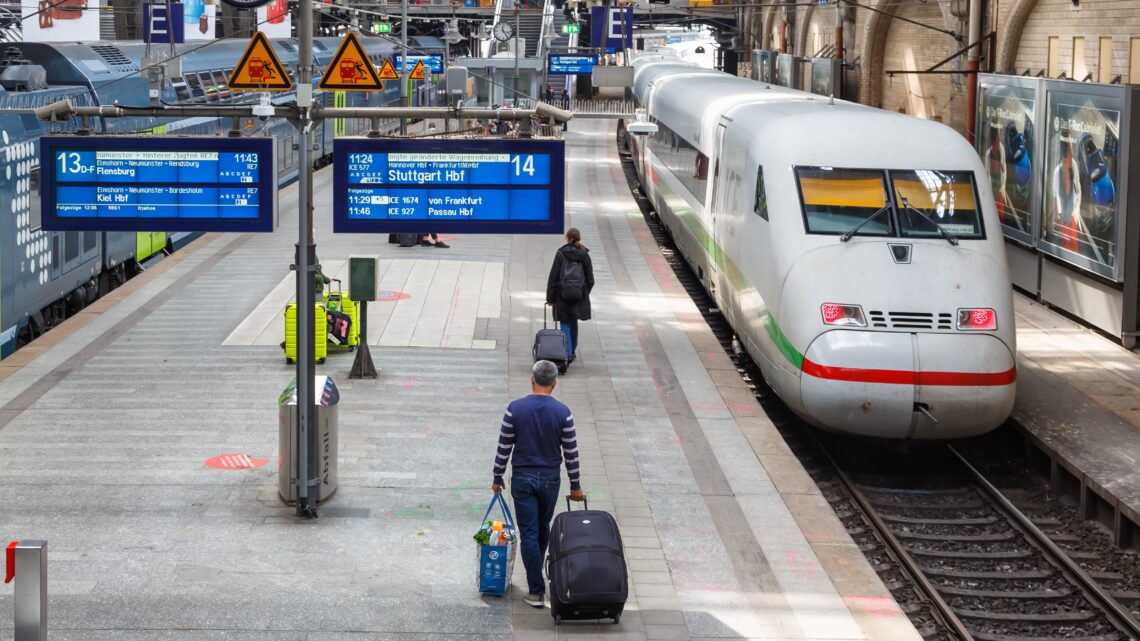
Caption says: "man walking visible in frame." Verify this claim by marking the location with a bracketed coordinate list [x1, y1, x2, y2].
[492, 360, 585, 607]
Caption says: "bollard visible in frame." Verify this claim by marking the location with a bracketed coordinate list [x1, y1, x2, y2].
[4, 540, 47, 641]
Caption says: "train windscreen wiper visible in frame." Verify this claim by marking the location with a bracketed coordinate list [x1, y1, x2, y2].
[839, 204, 892, 242]
[896, 194, 959, 246]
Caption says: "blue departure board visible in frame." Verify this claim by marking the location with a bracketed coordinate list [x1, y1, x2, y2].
[394, 54, 445, 73]
[41, 136, 276, 232]
[333, 138, 565, 235]
[547, 54, 598, 75]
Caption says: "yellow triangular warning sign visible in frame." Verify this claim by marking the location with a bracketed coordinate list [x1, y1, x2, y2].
[378, 58, 400, 81]
[409, 59, 426, 80]
[319, 32, 385, 91]
[228, 32, 293, 91]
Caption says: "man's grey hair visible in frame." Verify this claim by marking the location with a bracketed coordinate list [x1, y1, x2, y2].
[532, 360, 559, 387]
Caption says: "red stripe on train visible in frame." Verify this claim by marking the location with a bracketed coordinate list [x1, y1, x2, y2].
[801, 359, 1017, 386]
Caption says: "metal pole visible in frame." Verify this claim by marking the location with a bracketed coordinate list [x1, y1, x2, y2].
[514, 5, 520, 102]
[12, 540, 47, 641]
[295, 0, 318, 519]
[965, 0, 982, 144]
[834, 0, 843, 60]
[401, 0, 409, 133]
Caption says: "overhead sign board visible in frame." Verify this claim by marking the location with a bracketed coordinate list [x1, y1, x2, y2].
[394, 54, 444, 73]
[373, 22, 392, 33]
[547, 54, 597, 75]
[41, 137, 277, 232]
[319, 32, 384, 91]
[561, 23, 580, 34]
[143, 3, 184, 44]
[590, 6, 633, 51]
[228, 31, 292, 90]
[333, 138, 566, 235]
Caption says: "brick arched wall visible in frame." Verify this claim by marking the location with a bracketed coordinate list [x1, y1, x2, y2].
[995, 0, 1039, 73]
[795, 4, 815, 57]
[760, 4, 778, 50]
[857, 0, 902, 105]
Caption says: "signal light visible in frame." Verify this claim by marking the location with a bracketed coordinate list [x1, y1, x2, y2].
[821, 303, 867, 327]
[957, 308, 997, 331]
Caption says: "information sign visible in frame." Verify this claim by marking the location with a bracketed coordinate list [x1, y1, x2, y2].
[561, 23, 580, 34]
[373, 22, 393, 33]
[144, 3, 184, 44]
[333, 138, 565, 235]
[394, 54, 445, 74]
[547, 54, 597, 75]
[41, 137, 277, 232]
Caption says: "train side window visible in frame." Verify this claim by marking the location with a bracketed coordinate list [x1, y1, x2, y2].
[185, 74, 205, 100]
[173, 80, 191, 103]
[754, 167, 768, 220]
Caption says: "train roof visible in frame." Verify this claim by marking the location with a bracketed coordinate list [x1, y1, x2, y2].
[634, 57, 980, 170]
[6, 35, 442, 88]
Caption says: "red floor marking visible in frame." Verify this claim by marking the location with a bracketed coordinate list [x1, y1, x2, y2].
[206, 454, 269, 470]
[376, 290, 411, 302]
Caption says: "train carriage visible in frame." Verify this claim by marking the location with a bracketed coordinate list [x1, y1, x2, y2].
[630, 54, 1016, 440]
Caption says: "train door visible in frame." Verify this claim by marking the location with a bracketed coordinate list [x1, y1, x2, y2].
[706, 121, 729, 305]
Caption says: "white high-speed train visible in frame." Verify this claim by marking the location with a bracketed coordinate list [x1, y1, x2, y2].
[628, 53, 1016, 439]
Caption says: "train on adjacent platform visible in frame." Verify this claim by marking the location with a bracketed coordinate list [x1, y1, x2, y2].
[628, 50, 1017, 439]
[0, 35, 440, 358]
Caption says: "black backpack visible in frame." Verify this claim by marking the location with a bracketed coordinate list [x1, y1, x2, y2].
[559, 257, 585, 302]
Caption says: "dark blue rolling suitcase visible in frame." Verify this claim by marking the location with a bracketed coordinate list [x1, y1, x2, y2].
[534, 305, 569, 373]
[547, 497, 628, 625]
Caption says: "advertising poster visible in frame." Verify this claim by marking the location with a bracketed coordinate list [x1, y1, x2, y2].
[183, 0, 216, 40]
[257, 0, 291, 39]
[21, 0, 99, 42]
[1041, 89, 1123, 280]
[978, 83, 1036, 241]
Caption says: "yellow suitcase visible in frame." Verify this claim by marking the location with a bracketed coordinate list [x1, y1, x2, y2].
[284, 302, 327, 364]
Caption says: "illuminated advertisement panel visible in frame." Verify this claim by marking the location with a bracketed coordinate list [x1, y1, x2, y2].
[977, 76, 1041, 245]
[1040, 85, 1124, 281]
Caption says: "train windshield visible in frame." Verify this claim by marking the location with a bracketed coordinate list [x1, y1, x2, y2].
[796, 167, 892, 236]
[892, 170, 984, 239]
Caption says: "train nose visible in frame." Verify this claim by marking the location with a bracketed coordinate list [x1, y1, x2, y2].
[799, 330, 1016, 439]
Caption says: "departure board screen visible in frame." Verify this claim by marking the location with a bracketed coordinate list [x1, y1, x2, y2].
[333, 138, 565, 235]
[41, 137, 276, 232]
[548, 55, 598, 75]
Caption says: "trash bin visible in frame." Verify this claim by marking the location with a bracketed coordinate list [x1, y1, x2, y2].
[278, 376, 339, 504]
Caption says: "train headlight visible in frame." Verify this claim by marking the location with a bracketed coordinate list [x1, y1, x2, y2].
[821, 303, 867, 327]
[957, 308, 997, 331]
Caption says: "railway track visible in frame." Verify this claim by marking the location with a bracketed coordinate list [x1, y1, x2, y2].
[614, 125, 1140, 641]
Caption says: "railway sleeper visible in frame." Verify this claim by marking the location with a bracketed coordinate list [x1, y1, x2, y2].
[971, 633, 1120, 641]
[867, 499, 987, 510]
[938, 585, 1072, 599]
[894, 531, 1016, 542]
[954, 608, 1096, 622]
[859, 485, 975, 496]
[923, 568, 1054, 581]
[906, 547, 1033, 559]
[881, 514, 999, 526]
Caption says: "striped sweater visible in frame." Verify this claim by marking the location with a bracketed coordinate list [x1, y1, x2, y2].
[492, 394, 581, 491]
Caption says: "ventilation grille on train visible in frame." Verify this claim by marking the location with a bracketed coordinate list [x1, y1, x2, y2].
[89, 45, 138, 71]
[868, 311, 953, 330]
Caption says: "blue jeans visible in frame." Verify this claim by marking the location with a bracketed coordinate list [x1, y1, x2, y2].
[559, 320, 578, 358]
[511, 470, 561, 595]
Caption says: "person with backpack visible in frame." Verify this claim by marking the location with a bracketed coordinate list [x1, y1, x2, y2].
[546, 228, 594, 367]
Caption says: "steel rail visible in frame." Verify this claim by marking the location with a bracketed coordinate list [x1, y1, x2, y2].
[947, 445, 1140, 640]
[812, 435, 975, 641]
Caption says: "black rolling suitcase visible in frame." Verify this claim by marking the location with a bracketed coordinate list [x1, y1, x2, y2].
[547, 497, 628, 625]
[534, 305, 569, 373]
[397, 233, 419, 247]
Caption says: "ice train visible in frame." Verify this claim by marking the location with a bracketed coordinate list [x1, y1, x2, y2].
[628, 52, 1016, 439]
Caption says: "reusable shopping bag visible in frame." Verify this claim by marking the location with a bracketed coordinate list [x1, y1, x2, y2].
[475, 493, 517, 596]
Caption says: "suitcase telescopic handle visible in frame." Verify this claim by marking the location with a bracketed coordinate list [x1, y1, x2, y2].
[565, 495, 588, 511]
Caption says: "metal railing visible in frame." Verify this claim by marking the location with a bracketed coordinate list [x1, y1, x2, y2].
[536, 0, 555, 58]
[567, 99, 636, 116]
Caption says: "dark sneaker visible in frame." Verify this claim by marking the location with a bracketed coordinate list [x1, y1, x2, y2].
[434, 242, 450, 248]
[523, 593, 544, 608]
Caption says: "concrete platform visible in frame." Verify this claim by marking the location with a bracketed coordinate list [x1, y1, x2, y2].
[1011, 294, 1140, 548]
[0, 120, 918, 640]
